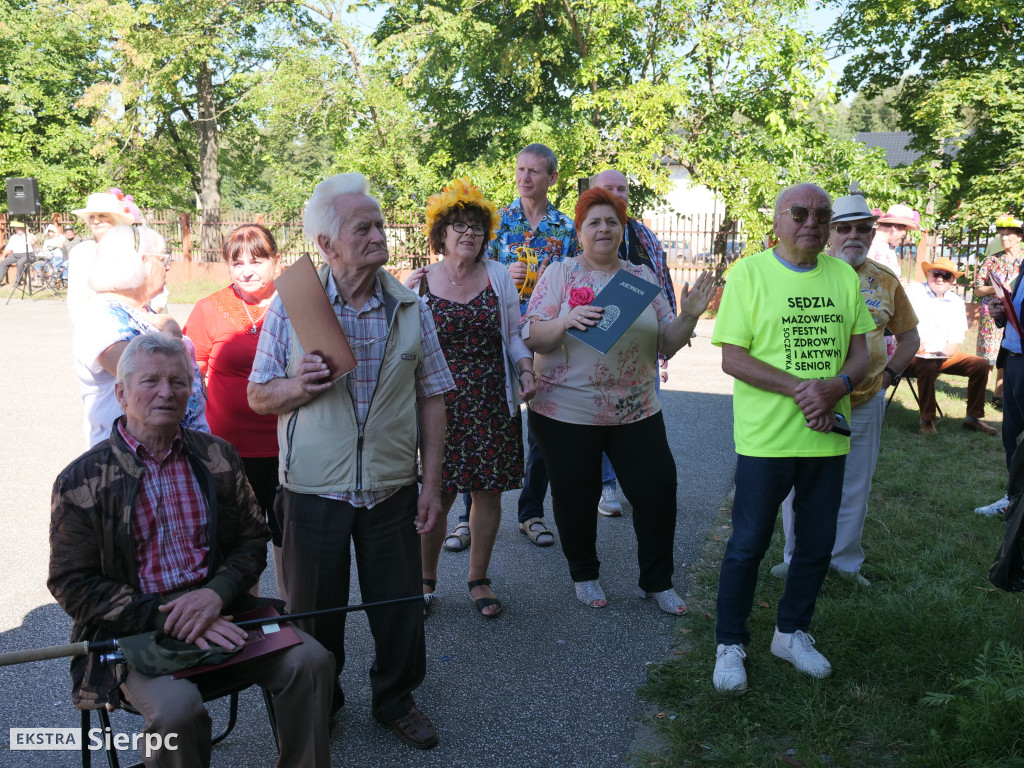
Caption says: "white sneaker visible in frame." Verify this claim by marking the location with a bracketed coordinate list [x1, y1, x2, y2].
[975, 495, 1010, 517]
[598, 486, 622, 517]
[713, 644, 748, 693]
[771, 628, 832, 678]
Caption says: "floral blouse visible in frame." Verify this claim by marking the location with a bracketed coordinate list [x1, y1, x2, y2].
[521, 258, 674, 425]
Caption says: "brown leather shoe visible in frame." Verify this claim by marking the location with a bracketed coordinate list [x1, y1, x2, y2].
[376, 706, 439, 750]
[919, 419, 938, 435]
[963, 418, 998, 435]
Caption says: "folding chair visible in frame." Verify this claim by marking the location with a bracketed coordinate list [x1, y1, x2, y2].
[886, 375, 943, 418]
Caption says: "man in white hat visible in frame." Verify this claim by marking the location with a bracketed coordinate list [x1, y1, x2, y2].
[0, 220, 37, 287]
[869, 203, 920, 278]
[772, 195, 920, 586]
[66, 191, 137, 323]
[904, 256, 997, 434]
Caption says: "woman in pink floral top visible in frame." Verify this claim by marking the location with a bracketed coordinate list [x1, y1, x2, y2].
[521, 187, 715, 615]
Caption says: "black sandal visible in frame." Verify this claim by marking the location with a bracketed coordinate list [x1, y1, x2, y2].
[422, 578, 438, 618]
[468, 578, 501, 619]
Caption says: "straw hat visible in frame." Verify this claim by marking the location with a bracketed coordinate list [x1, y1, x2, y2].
[995, 214, 1023, 230]
[831, 195, 878, 224]
[9, 220, 25, 229]
[71, 193, 136, 226]
[920, 256, 963, 279]
[874, 203, 921, 230]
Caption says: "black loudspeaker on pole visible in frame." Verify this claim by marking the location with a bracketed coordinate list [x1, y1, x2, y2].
[6, 178, 40, 216]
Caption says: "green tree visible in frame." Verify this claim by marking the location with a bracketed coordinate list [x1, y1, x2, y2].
[0, 0, 110, 210]
[828, 0, 1024, 225]
[371, 0, 907, 245]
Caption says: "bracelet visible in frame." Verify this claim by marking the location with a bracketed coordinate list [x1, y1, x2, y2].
[838, 374, 852, 393]
[519, 370, 535, 378]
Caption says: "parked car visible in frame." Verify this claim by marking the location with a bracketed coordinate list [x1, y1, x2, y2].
[696, 241, 746, 263]
[663, 239, 692, 265]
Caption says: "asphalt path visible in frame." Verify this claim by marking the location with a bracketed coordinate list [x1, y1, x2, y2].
[0, 295, 736, 768]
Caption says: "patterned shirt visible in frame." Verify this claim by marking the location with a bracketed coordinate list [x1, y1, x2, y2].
[118, 422, 210, 594]
[487, 198, 578, 312]
[250, 271, 455, 508]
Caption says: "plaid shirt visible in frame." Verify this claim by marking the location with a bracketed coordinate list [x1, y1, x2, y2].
[628, 218, 677, 315]
[117, 422, 209, 594]
[251, 272, 454, 508]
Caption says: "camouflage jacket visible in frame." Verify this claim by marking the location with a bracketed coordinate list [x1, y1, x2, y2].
[48, 420, 271, 709]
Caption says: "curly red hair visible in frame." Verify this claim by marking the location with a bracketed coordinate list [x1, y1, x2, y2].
[574, 187, 627, 232]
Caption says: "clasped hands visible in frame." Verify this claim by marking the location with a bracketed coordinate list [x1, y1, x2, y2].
[794, 377, 845, 433]
[159, 588, 247, 651]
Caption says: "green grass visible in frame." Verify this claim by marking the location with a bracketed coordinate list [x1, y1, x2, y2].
[640, 374, 1024, 768]
[166, 278, 227, 305]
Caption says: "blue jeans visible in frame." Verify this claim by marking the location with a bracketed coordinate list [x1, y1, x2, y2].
[715, 454, 846, 645]
[517, 425, 549, 523]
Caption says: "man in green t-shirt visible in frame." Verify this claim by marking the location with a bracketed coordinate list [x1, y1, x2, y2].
[710, 183, 873, 694]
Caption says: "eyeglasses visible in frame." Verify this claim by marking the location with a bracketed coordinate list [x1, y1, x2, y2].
[449, 221, 486, 236]
[833, 223, 875, 235]
[928, 270, 954, 281]
[780, 206, 833, 225]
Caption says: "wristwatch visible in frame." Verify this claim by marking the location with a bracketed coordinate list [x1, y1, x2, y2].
[884, 366, 901, 387]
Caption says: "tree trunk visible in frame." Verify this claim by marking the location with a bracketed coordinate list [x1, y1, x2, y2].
[196, 60, 222, 262]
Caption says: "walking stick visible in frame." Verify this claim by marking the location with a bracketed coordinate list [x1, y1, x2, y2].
[0, 595, 425, 668]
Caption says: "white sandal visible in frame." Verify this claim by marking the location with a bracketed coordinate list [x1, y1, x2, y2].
[640, 587, 687, 616]
[575, 579, 607, 608]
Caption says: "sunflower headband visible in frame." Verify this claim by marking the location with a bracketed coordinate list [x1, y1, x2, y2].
[423, 177, 501, 240]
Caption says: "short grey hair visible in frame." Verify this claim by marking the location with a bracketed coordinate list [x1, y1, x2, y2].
[774, 183, 830, 215]
[303, 173, 374, 247]
[88, 226, 166, 294]
[116, 332, 194, 391]
[519, 144, 558, 175]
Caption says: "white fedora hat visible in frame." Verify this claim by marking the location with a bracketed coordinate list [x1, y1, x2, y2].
[831, 195, 878, 224]
[71, 193, 137, 226]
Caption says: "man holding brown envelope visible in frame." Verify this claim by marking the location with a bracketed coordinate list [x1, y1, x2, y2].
[248, 173, 454, 749]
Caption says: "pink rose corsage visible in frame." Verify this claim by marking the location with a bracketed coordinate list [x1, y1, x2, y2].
[568, 286, 594, 307]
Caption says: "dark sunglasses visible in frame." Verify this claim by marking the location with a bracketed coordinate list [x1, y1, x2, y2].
[780, 206, 833, 225]
[833, 223, 875, 235]
[928, 270, 954, 281]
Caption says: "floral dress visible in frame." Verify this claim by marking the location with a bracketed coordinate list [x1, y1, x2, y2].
[428, 286, 524, 494]
[975, 250, 1023, 364]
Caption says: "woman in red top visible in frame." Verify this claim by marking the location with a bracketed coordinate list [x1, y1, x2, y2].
[184, 224, 281, 530]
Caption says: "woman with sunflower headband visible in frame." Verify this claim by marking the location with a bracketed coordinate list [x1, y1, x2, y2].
[405, 178, 537, 619]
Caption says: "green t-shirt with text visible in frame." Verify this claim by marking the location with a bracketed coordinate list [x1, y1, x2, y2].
[712, 249, 874, 457]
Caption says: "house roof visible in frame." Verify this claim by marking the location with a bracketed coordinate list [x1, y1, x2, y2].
[855, 131, 921, 167]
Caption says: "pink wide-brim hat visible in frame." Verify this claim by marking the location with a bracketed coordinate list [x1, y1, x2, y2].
[873, 203, 921, 230]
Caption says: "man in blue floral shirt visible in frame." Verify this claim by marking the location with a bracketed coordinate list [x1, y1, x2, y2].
[488, 144, 579, 314]
[475, 144, 576, 548]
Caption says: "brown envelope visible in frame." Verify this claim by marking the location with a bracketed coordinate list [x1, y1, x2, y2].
[273, 253, 357, 381]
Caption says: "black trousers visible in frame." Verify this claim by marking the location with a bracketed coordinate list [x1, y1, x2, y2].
[528, 410, 678, 591]
[277, 484, 425, 722]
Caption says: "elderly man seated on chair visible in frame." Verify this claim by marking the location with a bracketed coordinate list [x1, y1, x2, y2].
[48, 332, 333, 768]
[904, 256, 998, 435]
